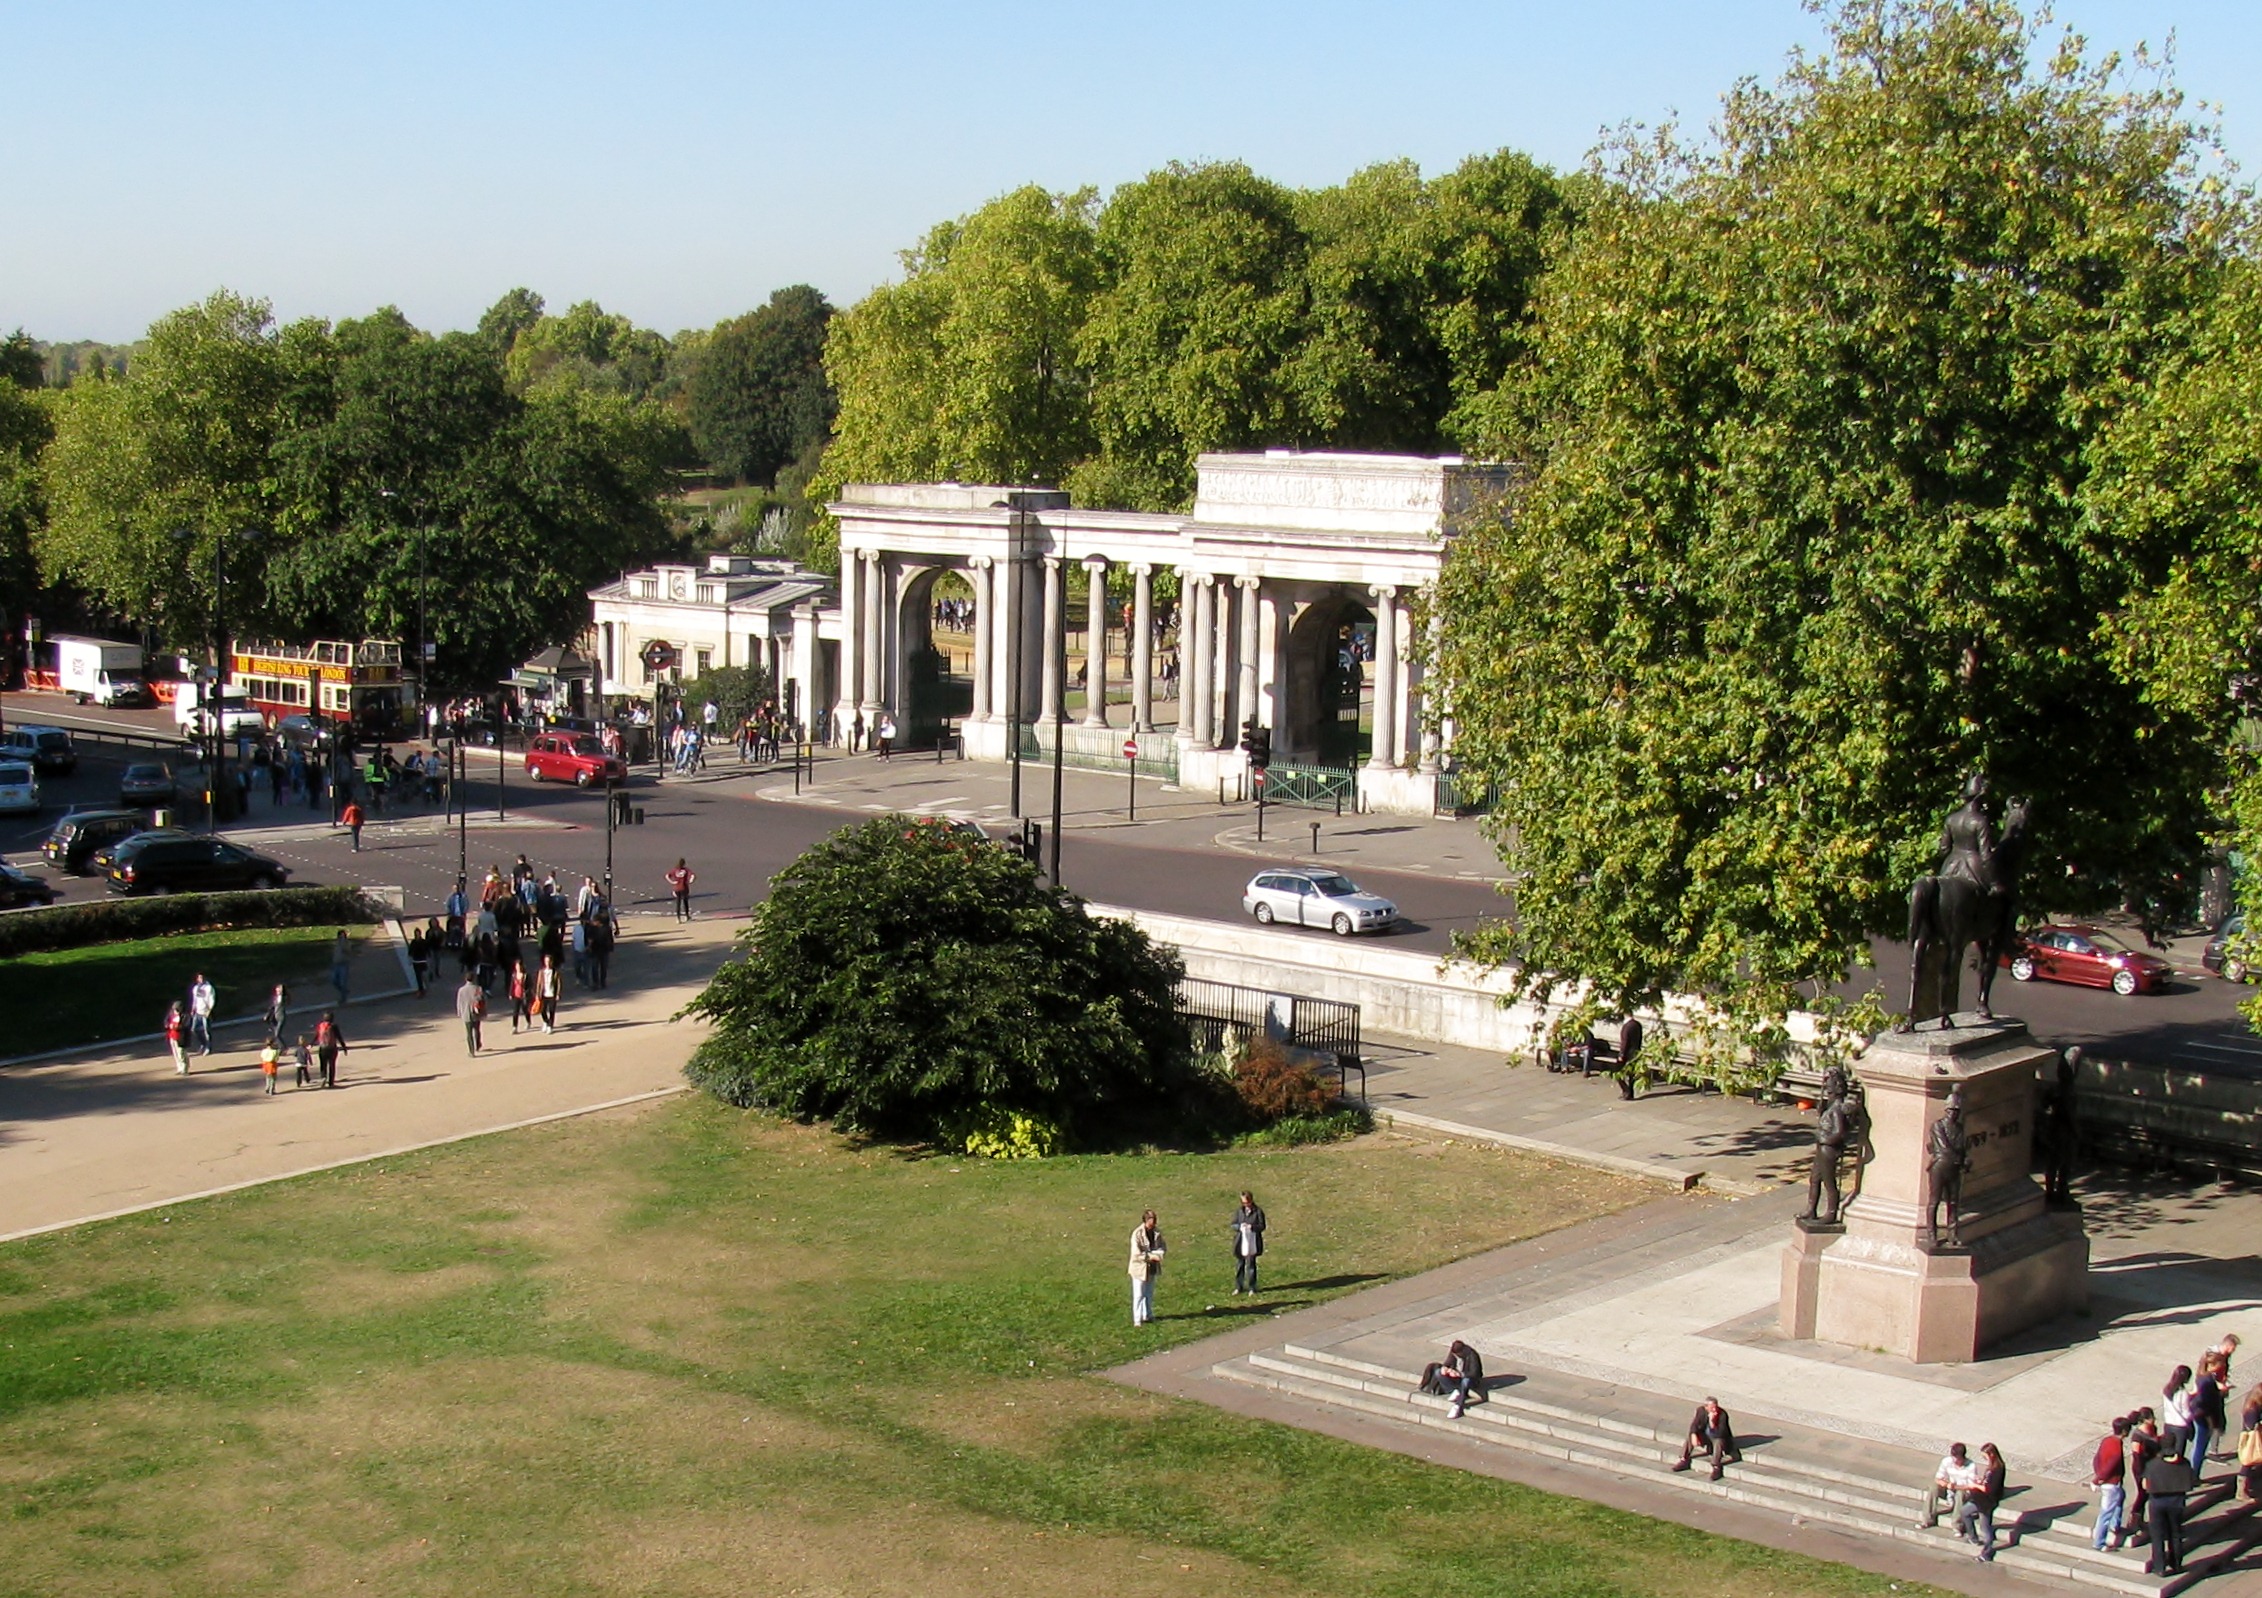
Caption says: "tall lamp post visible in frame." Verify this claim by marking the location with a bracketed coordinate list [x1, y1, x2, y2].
[993, 500, 1026, 819]
[174, 526, 254, 831]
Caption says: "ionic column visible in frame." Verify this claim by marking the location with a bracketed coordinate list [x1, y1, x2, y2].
[1211, 575, 1236, 749]
[1184, 574, 1213, 746]
[1367, 584, 1399, 771]
[1131, 564, 1155, 734]
[970, 558, 993, 721]
[1236, 577, 1260, 746]
[836, 551, 861, 739]
[993, 557, 1019, 727]
[860, 552, 883, 712]
[1039, 556, 1064, 725]
[1082, 557, 1110, 727]
[1394, 591, 1418, 766]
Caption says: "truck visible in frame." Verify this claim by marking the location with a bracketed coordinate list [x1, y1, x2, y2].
[173, 680, 267, 740]
[54, 636, 149, 707]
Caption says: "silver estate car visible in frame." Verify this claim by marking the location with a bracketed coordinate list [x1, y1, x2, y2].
[1241, 868, 1399, 936]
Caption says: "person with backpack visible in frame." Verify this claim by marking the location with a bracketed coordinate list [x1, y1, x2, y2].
[456, 972, 486, 1056]
[666, 859, 695, 921]
[314, 1012, 347, 1088]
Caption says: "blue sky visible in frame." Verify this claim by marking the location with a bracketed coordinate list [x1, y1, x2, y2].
[5, 1, 2257, 342]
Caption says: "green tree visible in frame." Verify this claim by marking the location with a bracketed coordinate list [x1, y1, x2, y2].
[685, 816, 1191, 1146]
[1074, 162, 1312, 511]
[0, 331, 42, 391]
[503, 299, 675, 402]
[38, 290, 307, 650]
[475, 287, 545, 359]
[823, 185, 1100, 499]
[1434, 0, 2233, 1039]
[687, 285, 834, 485]
[0, 343, 52, 663]
[676, 663, 772, 731]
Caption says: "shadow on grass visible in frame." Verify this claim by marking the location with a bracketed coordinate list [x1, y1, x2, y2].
[1267, 1272, 1387, 1292]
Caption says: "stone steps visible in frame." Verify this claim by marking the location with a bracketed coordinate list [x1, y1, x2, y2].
[1213, 1345, 2262, 1595]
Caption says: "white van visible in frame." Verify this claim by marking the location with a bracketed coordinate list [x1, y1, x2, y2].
[173, 683, 265, 739]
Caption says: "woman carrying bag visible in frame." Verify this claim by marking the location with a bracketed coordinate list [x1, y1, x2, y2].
[1128, 1210, 1165, 1327]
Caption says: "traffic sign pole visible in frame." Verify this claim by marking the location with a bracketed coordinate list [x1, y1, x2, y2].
[1254, 767, 1267, 842]
[1123, 736, 1138, 821]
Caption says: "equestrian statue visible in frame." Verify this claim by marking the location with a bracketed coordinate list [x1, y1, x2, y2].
[1902, 773, 2031, 1030]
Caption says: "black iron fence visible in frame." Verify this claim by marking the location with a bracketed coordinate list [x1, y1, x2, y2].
[1176, 976, 1365, 1101]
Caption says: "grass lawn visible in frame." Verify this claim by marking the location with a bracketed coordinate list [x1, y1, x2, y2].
[0, 1098, 1936, 1598]
[0, 925, 367, 1057]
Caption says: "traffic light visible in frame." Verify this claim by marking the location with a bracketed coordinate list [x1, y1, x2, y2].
[1238, 716, 1259, 758]
[1249, 724, 1272, 771]
[1014, 817, 1043, 864]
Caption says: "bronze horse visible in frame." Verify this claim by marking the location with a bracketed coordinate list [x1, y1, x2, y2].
[1904, 788, 2031, 1029]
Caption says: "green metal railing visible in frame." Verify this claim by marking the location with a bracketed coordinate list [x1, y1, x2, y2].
[1260, 761, 1359, 812]
[1433, 768, 1495, 816]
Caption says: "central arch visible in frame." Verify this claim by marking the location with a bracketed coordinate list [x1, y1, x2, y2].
[1284, 591, 1374, 766]
[895, 565, 975, 749]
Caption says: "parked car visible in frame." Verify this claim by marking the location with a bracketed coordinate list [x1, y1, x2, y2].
[43, 809, 151, 874]
[0, 761, 38, 816]
[0, 725, 77, 776]
[1241, 868, 1400, 935]
[524, 732, 626, 788]
[119, 762, 177, 806]
[0, 860, 59, 909]
[2004, 924, 2171, 997]
[105, 831, 291, 895]
[2203, 913, 2252, 982]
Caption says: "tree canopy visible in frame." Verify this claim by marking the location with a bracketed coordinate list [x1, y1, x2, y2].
[1433, 0, 2238, 1034]
[687, 285, 834, 486]
[684, 816, 1191, 1146]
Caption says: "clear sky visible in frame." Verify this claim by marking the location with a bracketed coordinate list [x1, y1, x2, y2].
[5, 1, 2257, 343]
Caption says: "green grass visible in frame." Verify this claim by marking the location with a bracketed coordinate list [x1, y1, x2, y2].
[0, 925, 364, 1057]
[0, 1099, 1940, 1598]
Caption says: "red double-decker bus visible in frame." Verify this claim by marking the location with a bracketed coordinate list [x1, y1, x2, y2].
[230, 638, 416, 735]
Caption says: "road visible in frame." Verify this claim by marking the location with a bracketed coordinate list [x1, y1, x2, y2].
[6, 694, 2258, 1078]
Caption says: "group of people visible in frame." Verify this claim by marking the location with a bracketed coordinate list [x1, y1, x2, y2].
[1127, 1192, 1267, 1327]
[427, 859, 622, 1054]
[160, 947, 351, 1093]
[2083, 1336, 2251, 1575]
[842, 710, 897, 758]
[1923, 1441, 2011, 1561]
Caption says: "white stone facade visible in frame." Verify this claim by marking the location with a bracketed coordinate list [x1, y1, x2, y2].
[586, 554, 838, 726]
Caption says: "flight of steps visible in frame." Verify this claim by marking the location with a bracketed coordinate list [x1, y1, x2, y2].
[1214, 1344, 2262, 1595]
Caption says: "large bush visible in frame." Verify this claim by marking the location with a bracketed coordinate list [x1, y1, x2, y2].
[0, 885, 379, 959]
[684, 816, 1192, 1145]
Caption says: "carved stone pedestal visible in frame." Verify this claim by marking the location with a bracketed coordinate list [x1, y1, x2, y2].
[1778, 1017, 2087, 1363]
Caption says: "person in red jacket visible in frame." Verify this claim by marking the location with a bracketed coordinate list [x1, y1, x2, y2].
[341, 798, 365, 852]
[666, 859, 695, 921]
[163, 1001, 188, 1075]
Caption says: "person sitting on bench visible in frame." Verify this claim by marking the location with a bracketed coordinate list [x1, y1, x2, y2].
[1671, 1396, 1742, 1479]
[1417, 1340, 1486, 1420]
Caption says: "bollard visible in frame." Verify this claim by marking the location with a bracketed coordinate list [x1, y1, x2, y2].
[1310, 821, 1320, 856]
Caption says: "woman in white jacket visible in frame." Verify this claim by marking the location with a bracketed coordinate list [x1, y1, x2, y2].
[1128, 1211, 1165, 1326]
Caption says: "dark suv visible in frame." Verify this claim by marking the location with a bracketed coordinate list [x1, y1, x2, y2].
[43, 809, 151, 874]
[106, 832, 291, 895]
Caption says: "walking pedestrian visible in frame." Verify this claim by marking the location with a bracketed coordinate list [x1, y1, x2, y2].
[456, 972, 486, 1056]
[876, 713, 896, 761]
[407, 925, 429, 996]
[2126, 1409, 2162, 1546]
[341, 797, 364, 851]
[588, 906, 614, 989]
[314, 1011, 347, 1088]
[1128, 1210, 1165, 1326]
[188, 973, 216, 1056]
[2093, 1415, 2131, 1551]
[1230, 1190, 1266, 1295]
[666, 858, 695, 921]
[536, 954, 560, 1033]
[850, 710, 865, 753]
[163, 1000, 189, 1074]
[329, 929, 352, 1005]
[2238, 1382, 2262, 1500]
[508, 958, 530, 1033]
[292, 1034, 314, 1088]
[2193, 1354, 2229, 1478]
[2163, 1365, 2196, 1458]
[259, 1038, 281, 1095]
[262, 981, 290, 1046]
[1958, 1443, 2007, 1560]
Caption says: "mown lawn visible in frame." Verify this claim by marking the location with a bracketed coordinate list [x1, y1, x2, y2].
[0, 1097, 1937, 1597]
[0, 925, 367, 1058]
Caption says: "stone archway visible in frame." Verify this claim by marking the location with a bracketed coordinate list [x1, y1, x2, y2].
[894, 565, 974, 748]
[1284, 591, 1374, 766]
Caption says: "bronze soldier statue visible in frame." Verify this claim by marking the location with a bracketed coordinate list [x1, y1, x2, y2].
[1904, 775, 2032, 1029]
[1924, 1089, 1971, 1248]
[1800, 1067, 1856, 1225]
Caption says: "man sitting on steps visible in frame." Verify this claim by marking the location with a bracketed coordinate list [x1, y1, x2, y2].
[1670, 1397, 1741, 1480]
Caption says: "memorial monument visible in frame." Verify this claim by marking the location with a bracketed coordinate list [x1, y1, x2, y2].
[1781, 776, 2088, 1363]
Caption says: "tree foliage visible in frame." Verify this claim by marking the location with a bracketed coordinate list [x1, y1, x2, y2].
[684, 817, 1191, 1145]
[687, 285, 834, 485]
[1433, 0, 2236, 1030]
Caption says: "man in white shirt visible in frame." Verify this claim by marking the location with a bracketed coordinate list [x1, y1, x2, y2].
[188, 974, 217, 1056]
[1922, 1441, 1978, 1528]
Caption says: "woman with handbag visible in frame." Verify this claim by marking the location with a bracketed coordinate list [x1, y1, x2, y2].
[1128, 1210, 1165, 1326]
[2239, 1384, 2262, 1500]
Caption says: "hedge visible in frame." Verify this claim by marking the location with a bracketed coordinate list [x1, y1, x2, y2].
[0, 886, 382, 960]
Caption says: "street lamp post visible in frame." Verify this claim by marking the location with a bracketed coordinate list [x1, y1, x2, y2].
[1049, 544, 1066, 885]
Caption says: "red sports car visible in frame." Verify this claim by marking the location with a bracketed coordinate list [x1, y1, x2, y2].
[2003, 924, 2171, 997]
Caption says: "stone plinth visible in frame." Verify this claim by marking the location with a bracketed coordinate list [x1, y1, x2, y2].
[1780, 1017, 2087, 1363]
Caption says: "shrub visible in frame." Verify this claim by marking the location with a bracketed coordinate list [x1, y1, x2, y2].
[0, 886, 380, 960]
[1232, 1036, 1336, 1122]
[1237, 1106, 1374, 1147]
[684, 815, 1192, 1146]
[955, 1107, 1065, 1161]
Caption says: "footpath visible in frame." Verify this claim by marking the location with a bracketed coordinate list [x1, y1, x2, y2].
[0, 921, 735, 1241]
